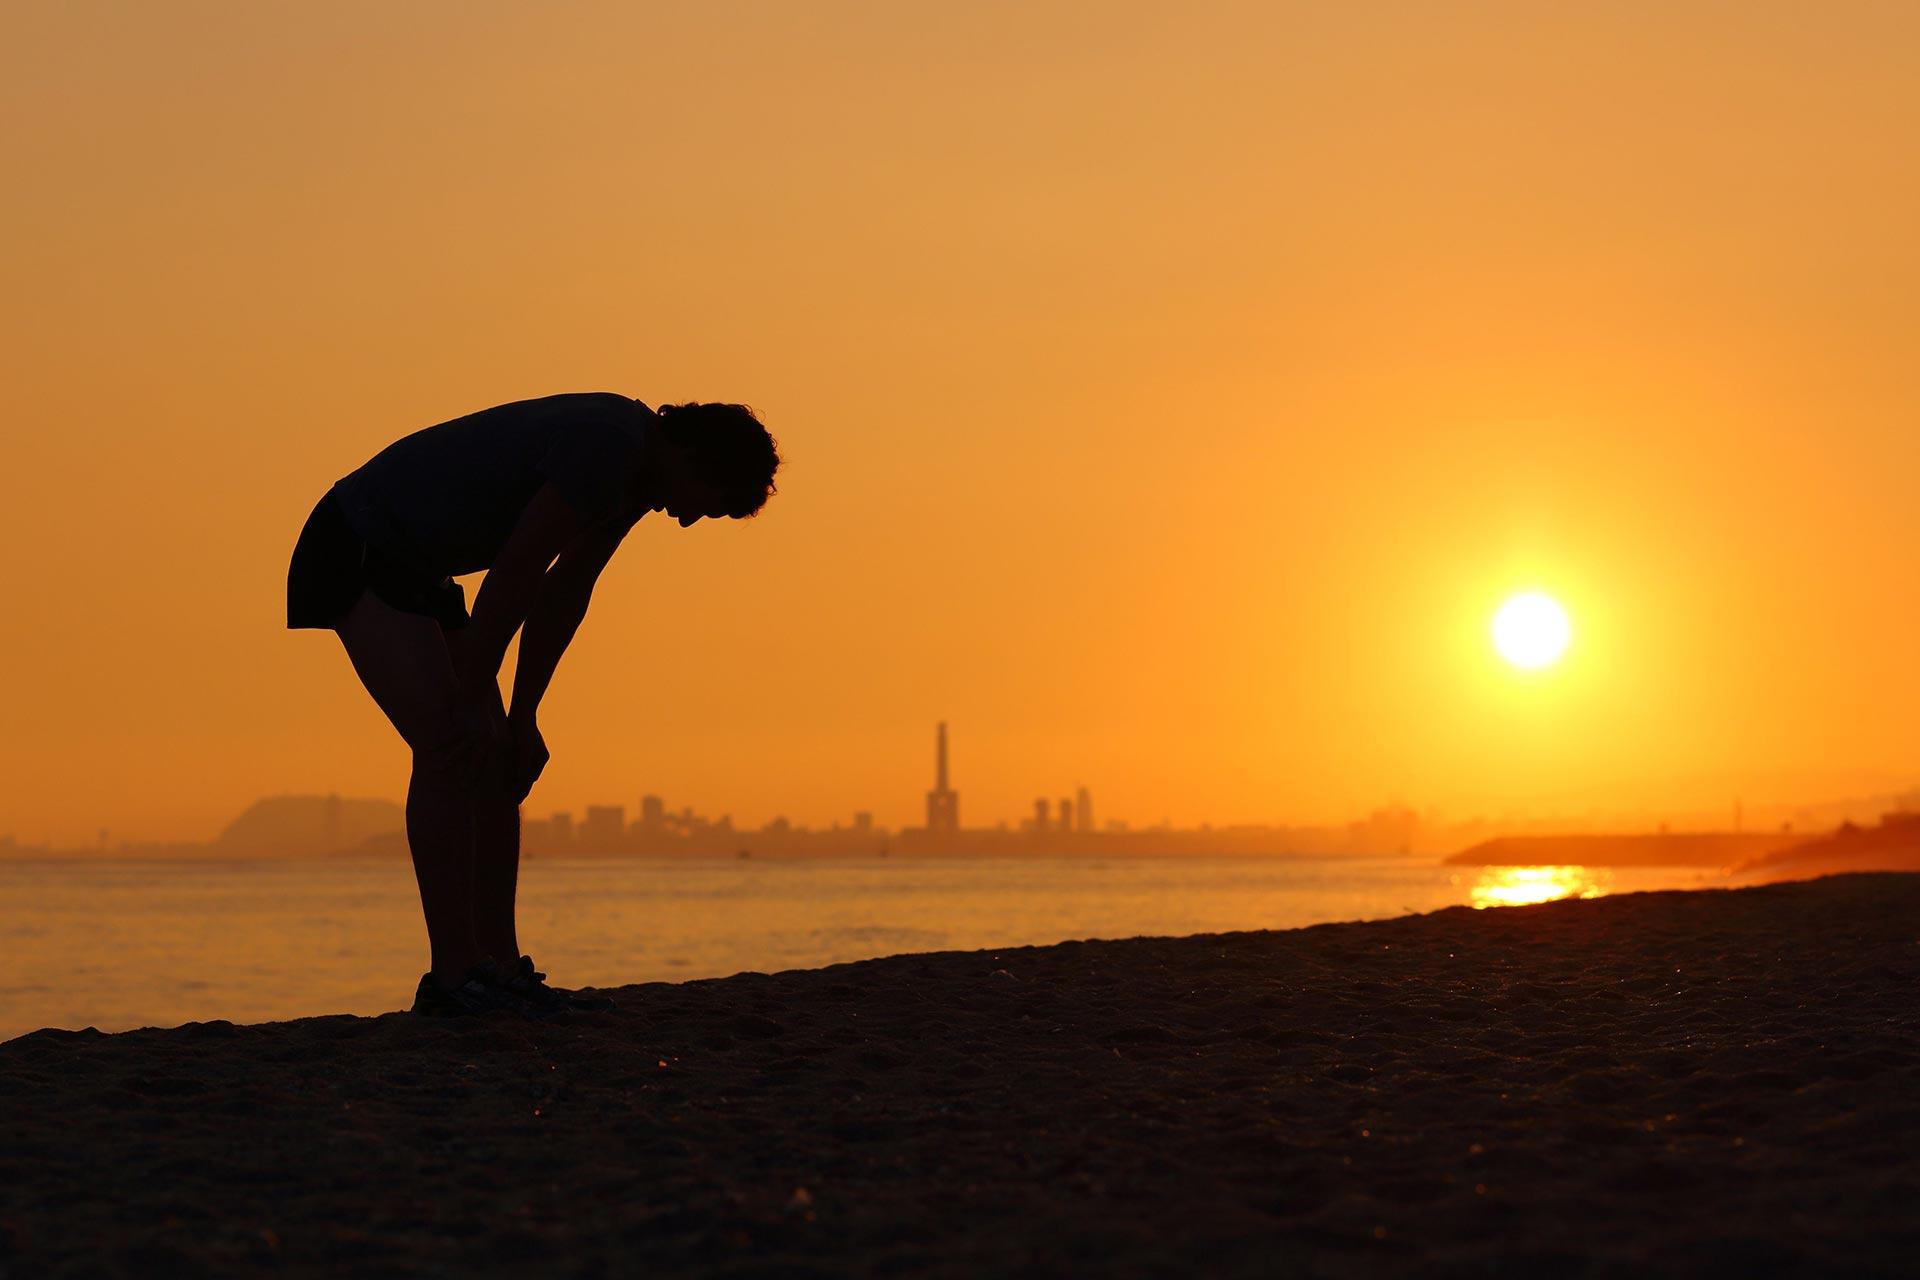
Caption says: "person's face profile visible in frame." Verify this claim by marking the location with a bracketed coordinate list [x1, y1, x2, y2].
[665, 475, 730, 526]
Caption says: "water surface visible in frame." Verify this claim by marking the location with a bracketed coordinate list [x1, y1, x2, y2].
[0, 854, 1725, 1039]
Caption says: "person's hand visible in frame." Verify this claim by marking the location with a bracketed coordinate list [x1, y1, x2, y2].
[509, 712, 550, 804]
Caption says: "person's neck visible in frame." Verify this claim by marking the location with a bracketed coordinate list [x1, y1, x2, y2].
[638, 418, 671, 508]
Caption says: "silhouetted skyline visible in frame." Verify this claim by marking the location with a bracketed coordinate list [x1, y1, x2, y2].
[9, 718, 1917, 861]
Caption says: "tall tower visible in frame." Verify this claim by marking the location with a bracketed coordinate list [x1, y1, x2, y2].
[925, 721, 959, 835]
[1075, 785, 1092, 833]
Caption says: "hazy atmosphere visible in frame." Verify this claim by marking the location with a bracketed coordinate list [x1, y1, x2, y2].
[6, 2, 1919, 844]
[8, 8, 1919, 1277]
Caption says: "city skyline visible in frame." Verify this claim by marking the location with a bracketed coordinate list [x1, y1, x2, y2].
[10, 720, 1911, 861]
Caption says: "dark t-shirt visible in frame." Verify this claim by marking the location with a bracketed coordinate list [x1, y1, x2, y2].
[330, 392, 652, 578]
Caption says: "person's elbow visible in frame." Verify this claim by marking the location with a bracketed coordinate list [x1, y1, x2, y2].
[510, 484, 586, 572]
[535, 561, 599, 622]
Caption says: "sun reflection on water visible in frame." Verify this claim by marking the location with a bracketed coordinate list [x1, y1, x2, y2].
[1469, 865, 1612, 909]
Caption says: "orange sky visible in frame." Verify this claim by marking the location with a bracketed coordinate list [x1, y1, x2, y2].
[3, 3, 1918, 844]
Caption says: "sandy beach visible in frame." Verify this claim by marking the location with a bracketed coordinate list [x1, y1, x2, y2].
[2, 871, 1914, 1277]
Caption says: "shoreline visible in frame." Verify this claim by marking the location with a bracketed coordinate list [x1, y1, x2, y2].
[3, 872, 1915, 1275]
[0, 859, 1734, 1042]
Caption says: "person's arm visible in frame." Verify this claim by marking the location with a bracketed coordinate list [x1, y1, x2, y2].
[446, 483, 583, 696]
[509, 515, 629, 722]
[501, 513, 633, 801]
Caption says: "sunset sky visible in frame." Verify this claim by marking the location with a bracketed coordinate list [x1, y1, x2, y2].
[4, 2, 1918, 845]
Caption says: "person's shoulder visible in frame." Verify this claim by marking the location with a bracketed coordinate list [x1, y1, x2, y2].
[570, 395, 656, 453]
[539, 393, 656, 439]
[468, 391, 647, 420]
[558, 391, 651, 418]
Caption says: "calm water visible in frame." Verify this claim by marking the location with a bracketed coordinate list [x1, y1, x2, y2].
[0, 854, 1727, 1040]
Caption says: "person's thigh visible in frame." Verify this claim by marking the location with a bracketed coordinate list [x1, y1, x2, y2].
[334, 588, 462, 754]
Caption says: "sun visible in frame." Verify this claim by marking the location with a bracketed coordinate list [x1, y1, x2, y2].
[1492, 592, 1571, 670]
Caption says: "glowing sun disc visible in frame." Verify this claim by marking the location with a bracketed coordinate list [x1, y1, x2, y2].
[1492, 592, 1571, 669]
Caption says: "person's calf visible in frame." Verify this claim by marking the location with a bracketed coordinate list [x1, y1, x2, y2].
[405, 752, 489, 989]
[471, 785, 522, 967]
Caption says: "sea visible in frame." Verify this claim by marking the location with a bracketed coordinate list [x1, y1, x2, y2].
[0, 854, 1733, 1041]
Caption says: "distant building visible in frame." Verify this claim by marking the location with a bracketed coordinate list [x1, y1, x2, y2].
[924, 721, 960, 835]
[1058, 797, 1074, 833]
[640, 794, 665, 833]
[528, 811, 574, 855]
[1075, 786, 1092, 833]
[521, 810, 575, 856]
[1031, 797, 1050, 833]
[1346, 805, 1419, 855]
[853, 811, 873, 834]
[580, 804, 626, 853]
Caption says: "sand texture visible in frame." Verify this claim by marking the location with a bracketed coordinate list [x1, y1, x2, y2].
[2, 872, 1916, 1278]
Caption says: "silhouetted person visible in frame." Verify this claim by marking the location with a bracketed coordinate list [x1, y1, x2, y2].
[287, 393, 780, 1016]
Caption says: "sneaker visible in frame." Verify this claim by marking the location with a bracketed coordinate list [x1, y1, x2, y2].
[410, 971, 521, 1018]
[501, 954, 615, 1012]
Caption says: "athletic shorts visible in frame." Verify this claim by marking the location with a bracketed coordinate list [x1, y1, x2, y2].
[286, 492, 469, 631]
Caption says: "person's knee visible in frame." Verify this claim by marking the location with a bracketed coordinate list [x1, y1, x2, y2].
[412, 734, 477, 794]
[412, 734, 515, 800]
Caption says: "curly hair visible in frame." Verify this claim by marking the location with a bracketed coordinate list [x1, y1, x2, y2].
[654, 402, 781, 518]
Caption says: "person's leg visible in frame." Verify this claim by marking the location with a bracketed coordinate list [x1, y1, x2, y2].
[472, 682, 523, 963]
[335, 589, 485, 989]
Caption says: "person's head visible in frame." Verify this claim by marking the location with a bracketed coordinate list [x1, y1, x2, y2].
[650, 402, 781, 526]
